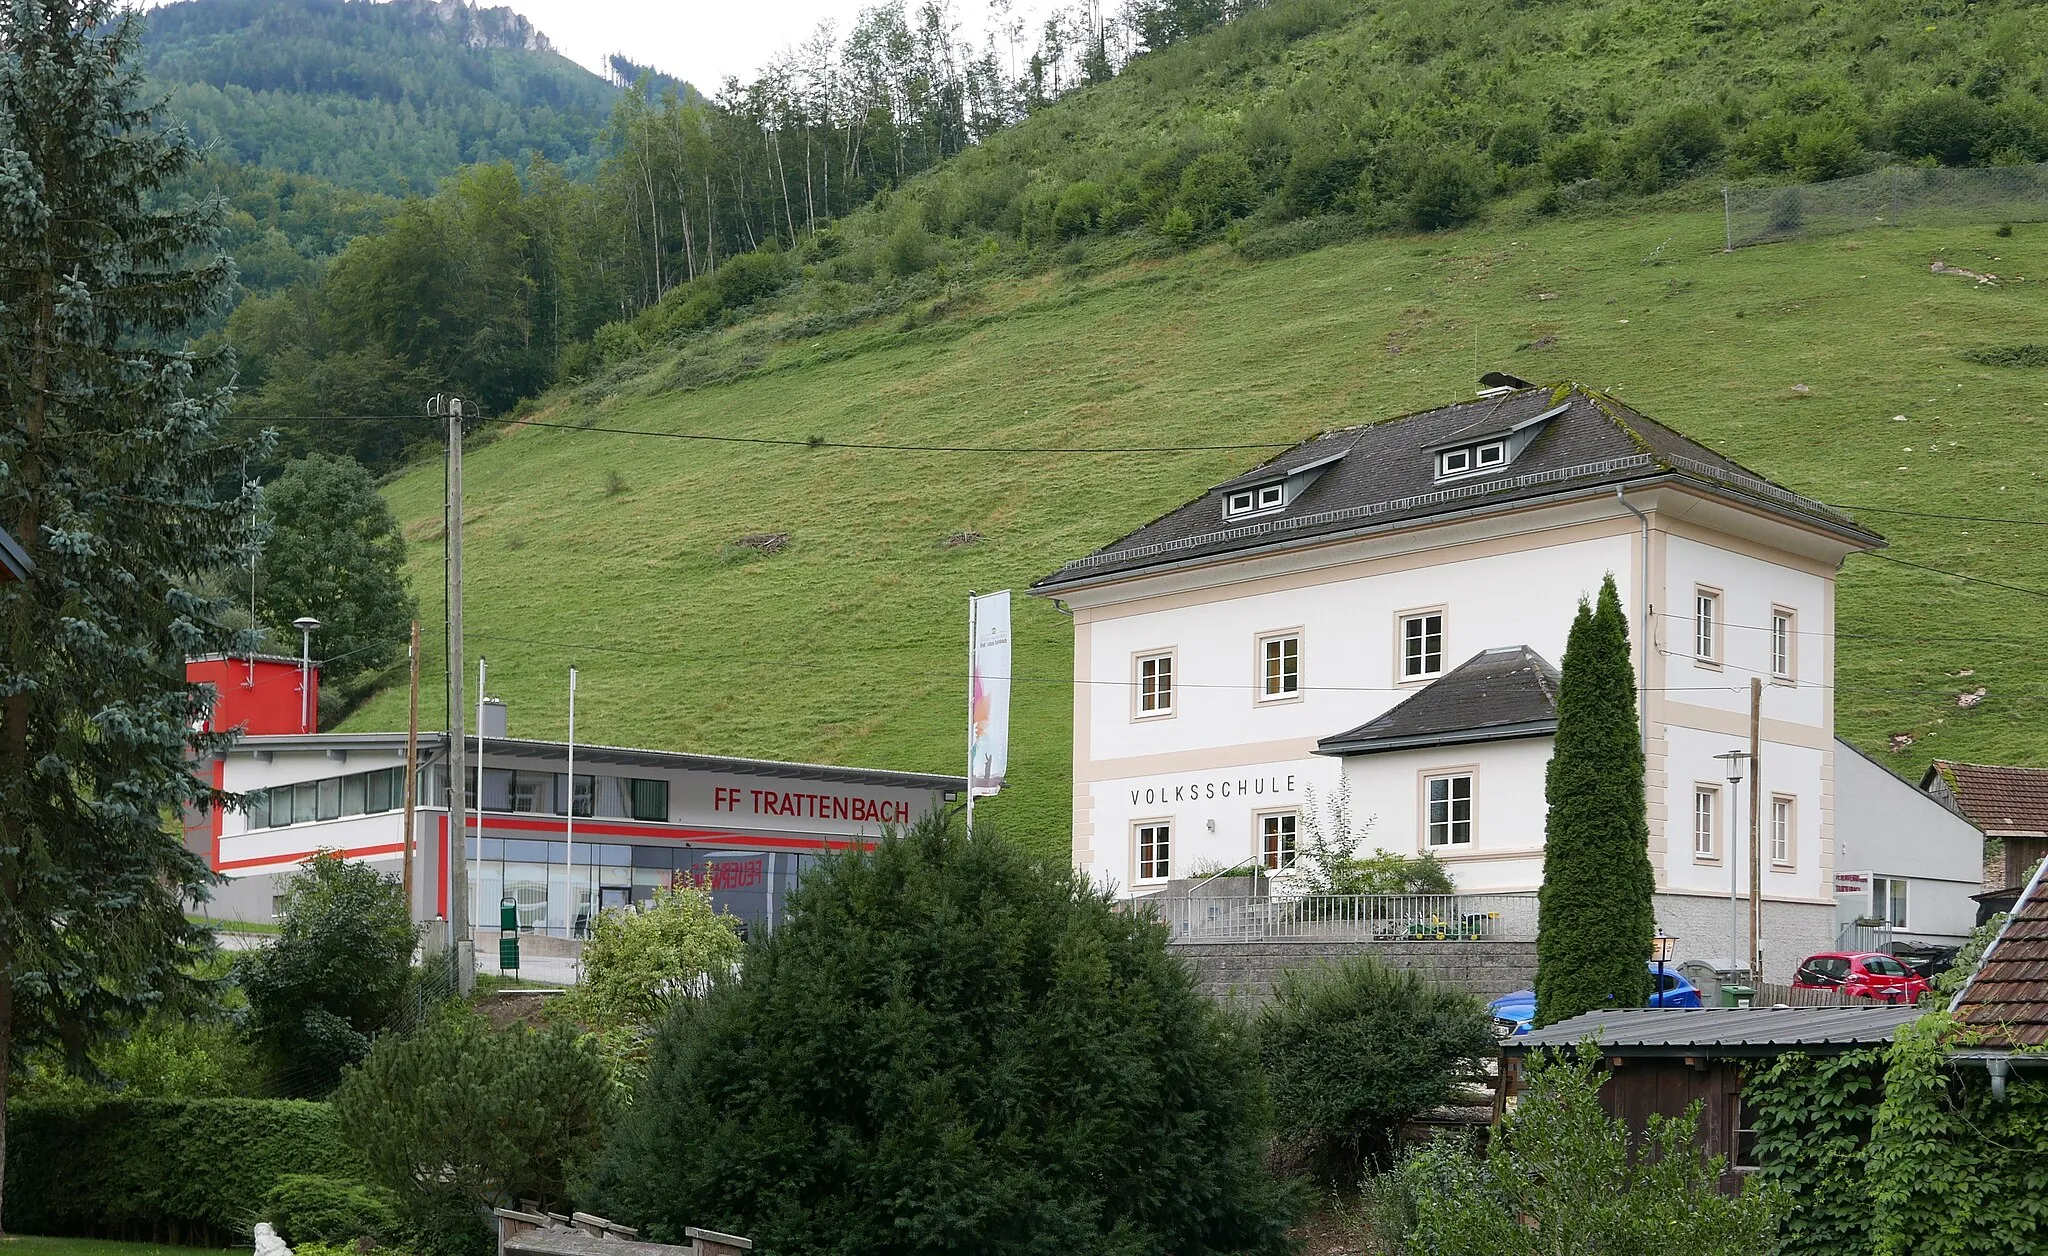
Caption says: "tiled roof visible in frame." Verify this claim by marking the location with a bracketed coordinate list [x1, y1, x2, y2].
[1316, 647, 1559, 756]
[1035, 384, 1883, 590]
[1509, 1005, 1922, 1055]
[1925, 760, 2048, 836]
[1953, 864, 2048, 1049]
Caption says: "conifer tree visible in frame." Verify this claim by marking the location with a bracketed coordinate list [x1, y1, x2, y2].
[0, 0, 258, 1228]
[1534, 574, 1655, 1026]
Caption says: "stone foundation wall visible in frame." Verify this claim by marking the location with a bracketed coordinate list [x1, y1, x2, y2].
[1174, 940, 1538, 1005]
[1650, 894, 1834, 986]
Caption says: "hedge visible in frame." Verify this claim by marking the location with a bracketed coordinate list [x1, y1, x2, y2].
[6, 1097, 364, 1245]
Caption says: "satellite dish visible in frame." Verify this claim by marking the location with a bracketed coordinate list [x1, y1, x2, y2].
[1480, 372, 1535, 390]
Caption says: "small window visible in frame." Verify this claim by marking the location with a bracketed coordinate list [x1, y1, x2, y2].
[1474, 440, 1506, 467]
[1693, 786, 1719, 859]
[1426, 774, 1473, 846]
[1694, 590, 1719, 662]
[511, 771, 554, 814]
[269, 786, 294, 828]
[366, 767, 396, 813]
[341, 772, 367, 816]
[1401, 612, 1444, 680]
[1136, 822, 1171, 881]
[245, 788, 270, 829]
[315, 778, 341, 822]
[628, 778, 669, 822]
[554, 773, 595, 818]
[1732, 1095, 1760, 1171]
[1226, 490, 1256, 515]
[1771, 608, 1795, 680]
[1771, 795, 1793, 865]
[1137, 652, 1174, 716]
[1261, 812, 1297, 870]
[1259, 633, 1300, 700]
[1872, 876, 1908, 928]
[1225, 483, 1285, 519]
[1439, 448, 1471, 476]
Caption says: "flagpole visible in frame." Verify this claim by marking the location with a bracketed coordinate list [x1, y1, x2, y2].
[566, 666, 578, 941]
[965, 590, 977, 839]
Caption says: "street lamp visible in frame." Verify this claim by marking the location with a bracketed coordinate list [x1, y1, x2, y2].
[292, 616, 322, 734]
[1716, 749, 1751, 978]
[1651, 931, 1677, 1007]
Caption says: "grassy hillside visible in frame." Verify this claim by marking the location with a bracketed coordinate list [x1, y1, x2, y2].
[342, 204, 2048, 853]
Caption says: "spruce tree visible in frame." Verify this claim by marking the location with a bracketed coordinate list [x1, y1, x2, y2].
[1534, 574, 1655, 1027]
[0, 0, 258, 1228]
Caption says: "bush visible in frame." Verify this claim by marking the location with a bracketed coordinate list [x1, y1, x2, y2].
[1159, 204, 1198, 246]
[594, 818, 1296, 1253]
[589, 321, 646, 369]
[1406, 150, 1487, 229]
[1363, 1049, 1780, 1254]
[334, 1010, 615, 1256]
[1611, 104, 1723, 192]
[264, 1174, 404, 1247]
[4, 1096, 361, 1244]
[1178, 149, 1260, 228]
[884, 219, 934, 276]
[237, 853, 419, 1096]
[1051, 179, 1108, 239]
[1489, 118, 1545, 168]
[1282, 141, 1368, 215]
[559, 884, 744, 1083]
[1887, 92, 1993, 166]
[1258, 957, 1493, 1182]
[1543, 131, 1606, 184]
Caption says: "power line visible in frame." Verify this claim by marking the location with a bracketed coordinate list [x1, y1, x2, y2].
[1829, 503, 2048, 527]
[1858, 551, 2048, 600]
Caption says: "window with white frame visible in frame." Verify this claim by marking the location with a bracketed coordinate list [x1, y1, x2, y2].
[1401, 611, 1445, 680]
[1872, 876, 1908, 928]
[1437, 441, 1507, 480]
[1771, 795, 1794, 865]
[1224, 482, 1286, 519]
[1260, 812, 1297, 870]
[1136, 822, 1172, 881]
[1259, 633, 1300, 700]
[1694, 589, 1719, 662]
[1694, 786, 1719, 859]
[1771, 608, 1795, 680]
[1136, 652, 1174, 716]
[1425, 773, 1473, 846]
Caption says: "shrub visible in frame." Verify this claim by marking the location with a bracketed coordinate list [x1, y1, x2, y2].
[4, 1096, 360, 1244]
[334, 1010, 615, 1256]
[1051, 179, 1109, 239]
[1543, 131, 1606, 184]
[1159, 204, 1198, 245]
[1363, 1049, 1780, 1254]
[1406, 150, 1487, 229]
[884, 219, 933, 276]
[264, 1174, 404, 1247]
[1258, 957, 1493, 1182]
[589, 321, 646, 369]
[1489, 118, 1545, 168]
[236, 853, 419, 1095]
[1887, 92, 1993, 166]
[1178, 149, 1260, 228]
[1282, 141, 1368, 215]
[1611, 104, 1723, 192]
[593, 818, 1296, 1253]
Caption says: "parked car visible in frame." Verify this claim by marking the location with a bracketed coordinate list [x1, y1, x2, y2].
[1487, 963, 1703, 1039]
[1791, 951, 1929, 1003]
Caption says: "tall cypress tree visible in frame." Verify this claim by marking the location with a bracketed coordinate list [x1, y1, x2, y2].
[1534, 574, 1655, 1027]
[0, 0, 259, 1227]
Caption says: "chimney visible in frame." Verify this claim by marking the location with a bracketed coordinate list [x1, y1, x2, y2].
[482, 697, 508, 739]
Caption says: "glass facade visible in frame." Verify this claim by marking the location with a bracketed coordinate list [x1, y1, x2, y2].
[468, 837, 822, 939]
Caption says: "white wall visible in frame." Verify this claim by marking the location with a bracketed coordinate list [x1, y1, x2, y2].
[1834, 741, 1984, 943]
[1338, 738, 1552, 893]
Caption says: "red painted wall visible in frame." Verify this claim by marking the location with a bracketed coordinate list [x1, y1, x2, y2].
[187, 656, 319, 735]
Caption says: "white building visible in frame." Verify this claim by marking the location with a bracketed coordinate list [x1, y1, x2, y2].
[1833, 740, 1984, 948]
[1033, 383, 1885, 983]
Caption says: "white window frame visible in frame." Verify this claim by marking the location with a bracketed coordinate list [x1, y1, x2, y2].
[1258, 810, 1298, 871]
[1423, 771, 1474, 847]
[1693, 586, 1722, 665]
[1398, 608, 1446, 682]
[1693, 784, 1721, 861]
[1771, 606, 1797, 682]
[1872, 876, 1909, 929]
[1256, 630, 1302, 703]
[1438, 447, 1471, 477]
[1224, 482, 1286, 519]
[1133, 650, 1176, 719]
[1134, 819, 1172, 883]
[1474, 440, 1506, 467]
[1771, 794, 1795, 866]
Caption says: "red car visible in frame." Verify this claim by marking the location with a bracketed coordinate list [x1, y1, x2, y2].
[1792, 951, 1929, 1003]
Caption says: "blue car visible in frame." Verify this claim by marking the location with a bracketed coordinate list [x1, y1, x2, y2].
[1487, 963, 1703, 1038]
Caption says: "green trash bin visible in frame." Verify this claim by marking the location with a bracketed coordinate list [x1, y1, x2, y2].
[1720, 983, 1755, 1008]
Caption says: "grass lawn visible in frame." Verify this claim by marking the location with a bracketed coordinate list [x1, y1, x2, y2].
[343, 205, 2048, 857]
[0, 1239, 240, 1256]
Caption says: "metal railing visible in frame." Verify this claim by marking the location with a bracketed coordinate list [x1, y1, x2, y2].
[1154, 892, 1540, 943]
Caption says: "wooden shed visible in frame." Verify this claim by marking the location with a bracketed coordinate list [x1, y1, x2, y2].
[1499, 1005, 1921, 1191]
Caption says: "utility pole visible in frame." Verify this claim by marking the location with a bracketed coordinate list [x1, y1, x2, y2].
[403, 620, 420, 920]
[1749, 677, 1763, 984]
[434, 393, 473, 993]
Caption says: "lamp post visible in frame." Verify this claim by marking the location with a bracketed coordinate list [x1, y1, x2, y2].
[292, 616, 322, 734]
[1715, 749, 1751, 977]
[1651, 932, 1677, 1006]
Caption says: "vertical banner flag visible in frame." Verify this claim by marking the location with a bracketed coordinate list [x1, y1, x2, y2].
[969, 590, 1012, 798]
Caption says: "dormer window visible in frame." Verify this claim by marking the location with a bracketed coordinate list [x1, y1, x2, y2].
[1226, 482, 1287, 519]
[1437, 440, 1507, 481]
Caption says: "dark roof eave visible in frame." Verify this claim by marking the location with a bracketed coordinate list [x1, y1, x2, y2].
[0, 526, 30, 581]
[1500, 1039, 1901, 1059]
[1033, 470, 1884, 595]
[1316, 720, 1558, 757]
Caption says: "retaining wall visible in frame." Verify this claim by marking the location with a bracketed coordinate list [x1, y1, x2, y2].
[1174, 939, 1538, 1005]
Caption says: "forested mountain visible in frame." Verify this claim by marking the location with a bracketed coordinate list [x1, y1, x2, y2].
[145, 0, 642, 194]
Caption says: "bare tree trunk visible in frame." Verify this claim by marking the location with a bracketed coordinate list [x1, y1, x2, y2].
[765, 124, 797, 244]
[703, 173, 719, 272]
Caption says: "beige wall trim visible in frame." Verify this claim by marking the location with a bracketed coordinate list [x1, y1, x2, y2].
[1079, 738, 1323, 783]
[1662, 700, 1830, 749]
[1431, 847, 1544, 864]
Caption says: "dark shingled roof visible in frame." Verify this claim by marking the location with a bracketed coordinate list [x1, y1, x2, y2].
[1923, 760, 2048, 837]
[1035, 384, 1883, 590]
[1507, 1006, 1922, 1056]
[1952, 862, 2048, 1049]
[1316, 646, 1559, 756]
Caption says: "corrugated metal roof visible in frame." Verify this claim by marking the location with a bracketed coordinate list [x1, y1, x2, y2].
[1507, 1005, 1922, 1054]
